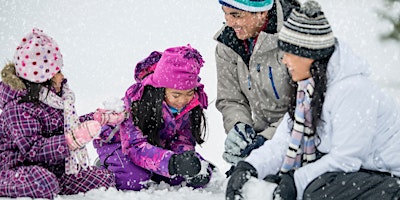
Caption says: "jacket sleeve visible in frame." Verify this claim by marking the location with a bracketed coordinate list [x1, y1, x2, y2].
[78, 112, 94, 122]
[120, 115, 174, 177]
[6, 107, 69, 165]
[215, 43, 253, 133]
[258, 116, 284, 140]
[294, 79, 377, 198]
[246, 113, 292, 178]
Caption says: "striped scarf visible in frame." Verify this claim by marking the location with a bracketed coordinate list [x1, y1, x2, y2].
[39, 84, 91, 174]
[281, 77, 316, 173]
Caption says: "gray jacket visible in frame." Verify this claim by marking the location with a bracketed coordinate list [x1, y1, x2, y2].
[214, 0, 298, 139]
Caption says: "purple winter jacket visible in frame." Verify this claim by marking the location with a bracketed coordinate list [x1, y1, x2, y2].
[94, 82, 208, 178]
[0, 82, 92, 175]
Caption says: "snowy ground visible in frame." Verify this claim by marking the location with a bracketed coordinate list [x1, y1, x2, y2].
[1, 0, 400, 199]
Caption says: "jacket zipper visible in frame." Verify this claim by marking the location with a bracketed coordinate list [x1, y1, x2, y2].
[269, 66, 280, 99]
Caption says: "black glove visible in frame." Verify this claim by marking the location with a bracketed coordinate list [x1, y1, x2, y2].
[186, 160, 213, 187]
[168, 150, 201, 176]
[225, 165, 236, 177]
[187, 173, 211, 187]
[226, 161, 257, 200]
[273, 171, 297, 200]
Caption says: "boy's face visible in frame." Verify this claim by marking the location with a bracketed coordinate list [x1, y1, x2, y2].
[222, 6, 268, 40]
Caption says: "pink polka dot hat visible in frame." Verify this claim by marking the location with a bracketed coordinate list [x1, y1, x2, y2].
[13, 28, 63, 83]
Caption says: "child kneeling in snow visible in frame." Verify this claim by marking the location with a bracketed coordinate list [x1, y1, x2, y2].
[0, 28, 118, 199]
[94, 45, 213, 191]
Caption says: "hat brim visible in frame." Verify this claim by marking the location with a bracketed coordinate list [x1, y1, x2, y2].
[278, 40, 335, 60]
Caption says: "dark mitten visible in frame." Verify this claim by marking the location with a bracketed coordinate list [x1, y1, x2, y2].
[225, 165, 236, 178]
[274, 171, 297, 200]
[186, 160, 212, 187]
[240, 135, 267, 157]
[263, 174, 281, 184]
[187, 174, 211, 187]
[168, 151, 201, 176]
[226, 161, 257, 200]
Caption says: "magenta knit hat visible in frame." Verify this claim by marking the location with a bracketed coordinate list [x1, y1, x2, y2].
[13, 28, 63, 83]
[144, 44, 204, 90]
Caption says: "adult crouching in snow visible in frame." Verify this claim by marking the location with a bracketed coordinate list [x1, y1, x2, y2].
[226, 1, 400, 199]
[214, 0, 300, 172]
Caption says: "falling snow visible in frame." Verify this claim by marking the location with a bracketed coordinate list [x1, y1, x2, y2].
[0, 0, 400, 199]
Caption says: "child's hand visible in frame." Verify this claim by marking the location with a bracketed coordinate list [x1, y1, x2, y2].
[168, 151, 201, 177]
[93, 108, 127, 126]
[65, 120, 101, 150]
[186, 160, 212, 187]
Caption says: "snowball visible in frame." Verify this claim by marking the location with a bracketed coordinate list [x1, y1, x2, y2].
[241, 177, 277, 200]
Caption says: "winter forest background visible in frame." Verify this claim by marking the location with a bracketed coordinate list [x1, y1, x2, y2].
[1, 0, 400, 199]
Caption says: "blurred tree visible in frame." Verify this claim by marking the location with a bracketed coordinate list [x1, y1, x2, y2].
[379, 0, 400, 42]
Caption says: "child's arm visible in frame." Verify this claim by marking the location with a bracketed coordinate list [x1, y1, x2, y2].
[120, 117, 174, 177]
[6, 109, 68, 165]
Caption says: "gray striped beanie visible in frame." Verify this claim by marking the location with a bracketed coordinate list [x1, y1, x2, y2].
[278, 0, 335, 60]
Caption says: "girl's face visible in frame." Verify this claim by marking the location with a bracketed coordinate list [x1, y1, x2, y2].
[222, 6, 268, 40]
[282, 52, 314, 82]
[51, 71, 64, 93]
[165, 88, 195, 110]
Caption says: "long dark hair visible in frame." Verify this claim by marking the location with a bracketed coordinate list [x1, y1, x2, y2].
[131, 85, 207, 147]
[18, 79, 53, 105]
[288, 55, 332, 133]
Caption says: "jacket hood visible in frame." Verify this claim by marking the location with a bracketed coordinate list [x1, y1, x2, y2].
[0, 82, 24, 109]
[1, 63, 25, 91]
[327, 39, 371, 87]
[0, 63, 27, 109]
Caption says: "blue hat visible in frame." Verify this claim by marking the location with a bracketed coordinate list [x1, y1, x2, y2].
[219, 0, 273, 12]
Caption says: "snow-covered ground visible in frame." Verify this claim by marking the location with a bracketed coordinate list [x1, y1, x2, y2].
[0, 0, 399, 199]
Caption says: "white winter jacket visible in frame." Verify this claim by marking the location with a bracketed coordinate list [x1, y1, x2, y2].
[246, 39, 400, 199]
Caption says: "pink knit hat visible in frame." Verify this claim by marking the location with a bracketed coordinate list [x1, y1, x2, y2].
[143, 44, 204, 90]
[13, 28, 63, 83]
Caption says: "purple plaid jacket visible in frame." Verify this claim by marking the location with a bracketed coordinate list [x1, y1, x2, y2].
[0, 82, 92, 172]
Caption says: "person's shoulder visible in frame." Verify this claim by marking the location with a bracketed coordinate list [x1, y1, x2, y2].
[123, 82, 144, 105]
[214, 25, 236, 42]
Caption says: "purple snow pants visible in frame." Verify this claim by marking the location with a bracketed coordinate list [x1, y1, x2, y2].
[96, 143, 185, 191]
[0, 165, 115, 199]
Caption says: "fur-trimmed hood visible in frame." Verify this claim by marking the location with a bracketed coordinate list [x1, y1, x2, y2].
[1, 63, 25, 91]
[0, 63, 26, 109]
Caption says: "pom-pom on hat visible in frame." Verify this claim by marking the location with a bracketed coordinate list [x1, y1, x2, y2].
[218, 0, 273, 12]
[278, 0, 335, 60]
[13, 28, 63, 83]
[143, 44, 204, 90]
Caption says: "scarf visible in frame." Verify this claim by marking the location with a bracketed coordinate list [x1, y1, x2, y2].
[281, 77, 316, 173]
[39, 83, 91, 174]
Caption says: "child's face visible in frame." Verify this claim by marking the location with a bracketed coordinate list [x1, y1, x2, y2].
[51, 71, 64, 93]
[165, 88, 195, 110]
[282, 52, 314, 82]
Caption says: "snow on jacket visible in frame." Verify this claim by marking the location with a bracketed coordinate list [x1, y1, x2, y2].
[94, 81, 207, 178]
[246, 39, 400, 199]
[214, 0, 298, 139]
[0, 82, 92, 174]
